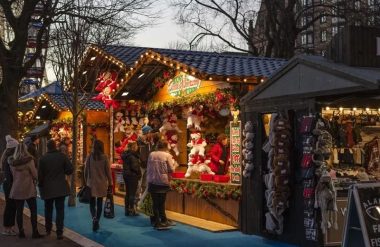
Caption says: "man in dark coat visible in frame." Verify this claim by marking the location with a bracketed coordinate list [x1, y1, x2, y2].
[38, 139, 73, 240]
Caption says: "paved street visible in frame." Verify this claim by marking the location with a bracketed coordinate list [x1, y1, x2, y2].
[0, 199, 80, 247]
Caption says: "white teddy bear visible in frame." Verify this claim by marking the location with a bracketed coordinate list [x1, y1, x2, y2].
[187, 131, 207, 157]
[185, 154, 214, 178]
[114, 111, 125, 133]
[186, 106, 203, 130]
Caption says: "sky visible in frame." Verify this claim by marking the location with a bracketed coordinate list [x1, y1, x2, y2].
[132, 1, 182, 49]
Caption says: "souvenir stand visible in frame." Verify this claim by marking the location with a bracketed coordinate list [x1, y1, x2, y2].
[83, 45, 286, 228]
[240, 55, 380, 246]
[18, 85, 110, 164]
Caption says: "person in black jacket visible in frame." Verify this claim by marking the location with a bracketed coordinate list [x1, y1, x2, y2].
[25, 135, 40, 168]
[38, 140, 73, 240]
[1, 135, 18, 236]
[121, 142, 142, 216]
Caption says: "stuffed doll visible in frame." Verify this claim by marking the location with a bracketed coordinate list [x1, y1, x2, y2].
[166, 130, 180, 156]
[186, 105, 203, 130]
[114, 111, 125, 133]
[187, 131, 207, 157]
[185, 153, 214, 178]
[115, 125, 137, 154]
[314, 171, 338, 234]
[130, 110, 139, 126]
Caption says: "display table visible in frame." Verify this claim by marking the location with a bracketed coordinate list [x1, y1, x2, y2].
[166, 178, 241, 227]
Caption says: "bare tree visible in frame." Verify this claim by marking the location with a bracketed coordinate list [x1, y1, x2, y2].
[48, 0, 156, 206]
[171, 0, 260, 55]
[171, 0, 379, 58]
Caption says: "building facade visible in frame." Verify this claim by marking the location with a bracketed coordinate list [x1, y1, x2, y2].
[252, 0, 380, 56]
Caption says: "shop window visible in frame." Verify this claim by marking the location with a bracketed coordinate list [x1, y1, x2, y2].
[332, 26, 338, 36]
[301, 34, 307, 45]
[321, 30, 327, 42]
[320, 13, 327, 23]
[355, 0, 361, 10]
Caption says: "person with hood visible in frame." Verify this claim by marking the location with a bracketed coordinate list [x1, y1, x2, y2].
[9, 143, 42, 238]
[84, 139, 113, 231]
[25, 135, 40, 169]
[147, 139, 177, 230]
[1, 135, 18, 236]
[122, 142, 142, 216]
[38, 140, 73, 240]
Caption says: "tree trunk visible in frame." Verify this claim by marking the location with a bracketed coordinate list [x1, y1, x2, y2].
[68, 113, 78, 207]
[0, 69, 22, 150]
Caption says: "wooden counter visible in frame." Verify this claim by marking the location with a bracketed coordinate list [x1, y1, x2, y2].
[166, 190, 239, 227]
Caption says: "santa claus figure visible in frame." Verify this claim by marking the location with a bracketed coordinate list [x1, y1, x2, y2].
[115, 125, 137, 155]
[187, 131, 207, 157]
[92, 71, 119, 109]
[114, 111, 125, 133]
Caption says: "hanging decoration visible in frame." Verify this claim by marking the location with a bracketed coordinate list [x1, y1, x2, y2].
[92, 71, 120, 109]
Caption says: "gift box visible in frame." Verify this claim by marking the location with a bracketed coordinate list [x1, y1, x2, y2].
[200, 174, 214, 181]
[171, 172, 185, 179]
[213, 175, 230, 183]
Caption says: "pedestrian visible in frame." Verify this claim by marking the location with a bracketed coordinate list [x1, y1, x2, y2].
[1, 135, 18, 236]
[147, 139, 177, 230]
[208, 134, 230, 175]
[84, 139, 113, 231]
[38, 140, 73, 240]
[25, 135, 40, 169]
[137, 125, 154, 198]
[9, 143, 43, 238]
[121, 142, 142, 216]
[59, 137, 71, 158]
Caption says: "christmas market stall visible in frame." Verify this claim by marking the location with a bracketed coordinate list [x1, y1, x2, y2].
[18, 82, 110, 164]
[83, 45, 286, 229]
[240, 54, 380, 246]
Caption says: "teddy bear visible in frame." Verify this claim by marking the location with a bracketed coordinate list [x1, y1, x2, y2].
[130, 110, 139, 126]
[185, 154, 215, 178]
[186, 105, 203, 130]
[114, 111, 125, 133]
[166, 130, 180, 156]
[159, 119, 182, 134]
[187, 131, 207, 157]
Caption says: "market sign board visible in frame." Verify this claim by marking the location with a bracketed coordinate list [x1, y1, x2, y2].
[343, 182, 380, 247]
[168, 74, 201, 97]
[230, 121, 242, 184]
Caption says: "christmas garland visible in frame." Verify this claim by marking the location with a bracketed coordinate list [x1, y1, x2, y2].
[170, 179, 241, 201]
[87, 122, 110, 129]
[51, 118, 73, 128]
[148, 87, 239, 112]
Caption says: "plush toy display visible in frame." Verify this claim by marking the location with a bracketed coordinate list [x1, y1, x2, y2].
[159, 118, 182, 134]
[115, 125, 137, 155]
[187, 131, 207, 157]
[185, 154, 215, 178]
[186, 105, 203, 130]
[166, 130, 180, 156]
[130, 110, 139, 126]
[114, 111, 125, 133]
[242, 121, 255, 177]
[93, 71, 119, 109]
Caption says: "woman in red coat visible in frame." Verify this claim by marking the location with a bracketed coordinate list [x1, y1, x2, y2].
[208, 134, 229, 175]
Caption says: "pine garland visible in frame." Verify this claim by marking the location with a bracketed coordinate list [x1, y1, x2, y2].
[170, 179, 241, 201]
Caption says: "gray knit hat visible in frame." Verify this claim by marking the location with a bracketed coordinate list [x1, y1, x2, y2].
[5, 135, 19, 149]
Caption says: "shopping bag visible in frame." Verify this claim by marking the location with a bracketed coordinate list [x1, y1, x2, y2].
[77, 186, 91, 204]
[104, 192, 115, 218]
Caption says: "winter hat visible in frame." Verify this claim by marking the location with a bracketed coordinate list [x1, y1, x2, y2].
[6, 135, 19, 149]
[142, 125, 153, 135]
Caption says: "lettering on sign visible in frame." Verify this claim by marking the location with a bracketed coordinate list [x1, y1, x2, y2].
[168, 74, 201, 97]
[230, 121, 241, 184]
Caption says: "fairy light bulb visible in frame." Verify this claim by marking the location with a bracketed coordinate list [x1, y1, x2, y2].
[339, 107, 343, 112]
[326, 106, 330, 111]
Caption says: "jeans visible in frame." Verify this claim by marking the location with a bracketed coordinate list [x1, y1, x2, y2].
[123, 175, 139, 212]
[151, 192, 167, 224]
[2, 182, 16, 227]
[90, 197, 103, 220]
[44, 196, 65, 236]
[15, 197, 38, 232]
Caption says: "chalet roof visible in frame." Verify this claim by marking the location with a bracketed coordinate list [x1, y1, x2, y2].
[103, 45, 287, 78]
[241, 55, 380, 105]
[19, 81, 63, 102]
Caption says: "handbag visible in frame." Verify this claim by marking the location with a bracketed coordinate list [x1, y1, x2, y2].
[104, 191, 115, 218]
[78, 157, 92, 204]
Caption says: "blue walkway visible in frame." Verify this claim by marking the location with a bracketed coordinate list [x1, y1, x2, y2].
[33, 197, 296, 247]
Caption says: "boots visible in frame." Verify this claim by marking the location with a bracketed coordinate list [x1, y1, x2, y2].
[32, 230, 44, 239]
[92, 218, 99, 232]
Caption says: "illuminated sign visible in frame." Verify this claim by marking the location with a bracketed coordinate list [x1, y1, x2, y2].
[168, 74, 201, 97]
[230, 121, 242, 184]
